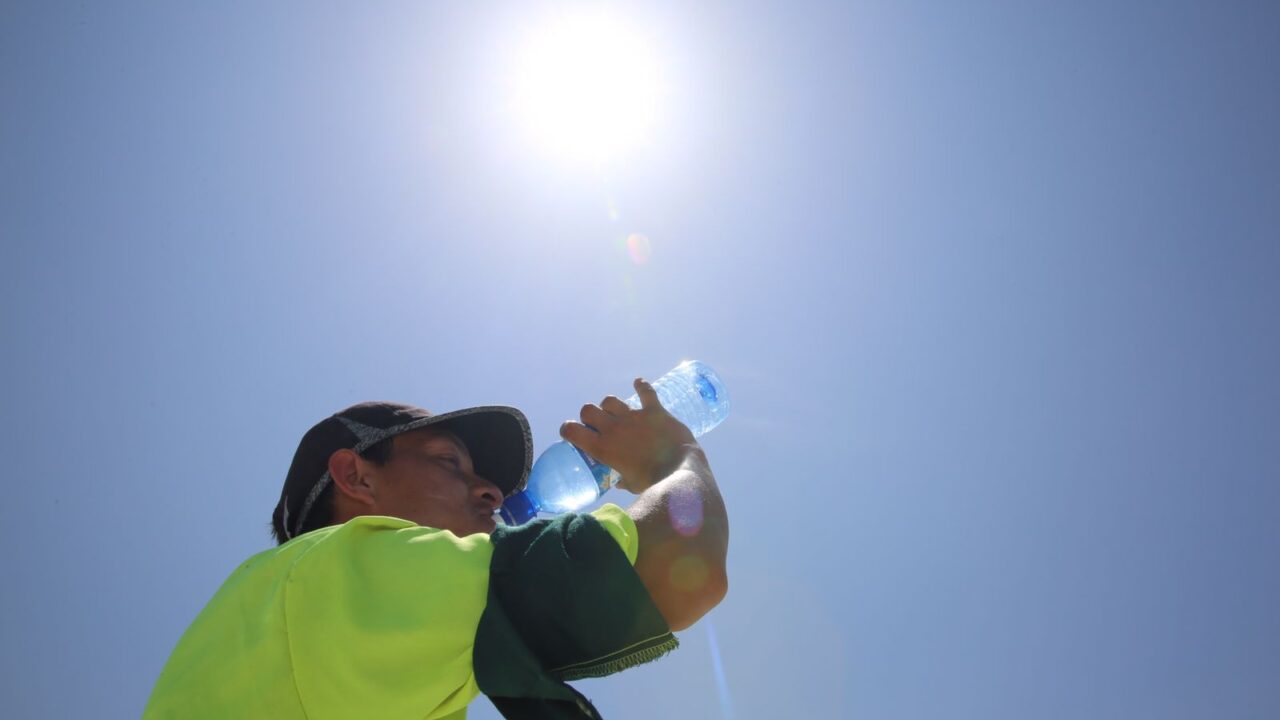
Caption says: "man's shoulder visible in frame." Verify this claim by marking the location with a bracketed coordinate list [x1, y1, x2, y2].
[280, 516, 495, 582]
[282, 516, 492, 551]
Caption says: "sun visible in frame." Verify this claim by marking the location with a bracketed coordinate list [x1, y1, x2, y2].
[508, 12, 662, 164]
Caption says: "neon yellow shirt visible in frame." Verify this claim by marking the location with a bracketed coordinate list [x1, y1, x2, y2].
[143, 504, 639, 720]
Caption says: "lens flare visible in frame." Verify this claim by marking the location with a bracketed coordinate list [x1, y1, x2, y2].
[627, 233, 652, 264]
[707, 620, 734, 718]
[669, 554, 709, 592]
[667, 484, 704, 536]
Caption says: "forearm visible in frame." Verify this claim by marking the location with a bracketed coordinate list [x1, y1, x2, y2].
[627, 443, 729, 631]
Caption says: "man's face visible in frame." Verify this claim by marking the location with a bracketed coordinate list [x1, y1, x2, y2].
[360, 427, 504, 536]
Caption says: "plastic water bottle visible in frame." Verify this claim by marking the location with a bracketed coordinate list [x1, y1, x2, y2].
[499, 360, 729, 524]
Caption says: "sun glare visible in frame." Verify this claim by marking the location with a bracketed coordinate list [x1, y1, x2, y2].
[509, 12, 662, 164]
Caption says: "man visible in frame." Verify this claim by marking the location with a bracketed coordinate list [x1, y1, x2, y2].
[144, 378, 729, 719]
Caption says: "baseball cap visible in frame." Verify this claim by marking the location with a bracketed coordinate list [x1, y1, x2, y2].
[274, 401, 532, 541]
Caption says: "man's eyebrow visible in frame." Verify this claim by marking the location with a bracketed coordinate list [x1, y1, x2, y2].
[422, 433, 470, 456]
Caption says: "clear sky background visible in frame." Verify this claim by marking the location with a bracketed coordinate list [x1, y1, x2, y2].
[3, 1, 1278, 718]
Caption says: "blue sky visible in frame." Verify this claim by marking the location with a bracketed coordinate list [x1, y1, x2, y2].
[2, 1, 1278, 718]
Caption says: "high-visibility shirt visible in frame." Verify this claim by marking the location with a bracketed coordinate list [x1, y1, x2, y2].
[143, 504, 643, 720]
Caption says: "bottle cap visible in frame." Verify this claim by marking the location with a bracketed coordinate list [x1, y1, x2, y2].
[498, 490, 538, 525]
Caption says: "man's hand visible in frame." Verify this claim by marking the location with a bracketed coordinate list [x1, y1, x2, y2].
[562, 376, 729, 632]
[560, 378, 697, 493]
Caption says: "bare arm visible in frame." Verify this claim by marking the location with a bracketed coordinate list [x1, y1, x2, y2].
[622, 443, 728, 630]
[561, 378, 730, 631]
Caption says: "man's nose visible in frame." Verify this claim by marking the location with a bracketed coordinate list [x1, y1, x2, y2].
[471, 474, 503, 509]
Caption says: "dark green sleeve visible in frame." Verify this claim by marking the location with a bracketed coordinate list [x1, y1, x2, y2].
[474, 512, 678, 720]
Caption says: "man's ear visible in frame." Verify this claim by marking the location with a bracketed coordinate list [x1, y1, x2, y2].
[328, 448, 376, 509]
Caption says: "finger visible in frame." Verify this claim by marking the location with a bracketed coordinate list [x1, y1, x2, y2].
[579, 403, 615, 430]
[634, 377, 661, 410]
[560, 421, 601, 456]
[600, 395, 630, 416]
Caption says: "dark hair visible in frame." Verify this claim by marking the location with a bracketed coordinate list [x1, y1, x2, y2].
[270, 436, 397, 545]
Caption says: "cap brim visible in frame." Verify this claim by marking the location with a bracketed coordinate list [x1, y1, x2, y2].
[394, 406, 532, 497]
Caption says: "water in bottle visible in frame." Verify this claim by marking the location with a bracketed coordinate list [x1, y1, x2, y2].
[499, 360, 729, 524]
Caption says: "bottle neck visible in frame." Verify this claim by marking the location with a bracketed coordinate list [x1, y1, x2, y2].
[498, 489, 538, 525]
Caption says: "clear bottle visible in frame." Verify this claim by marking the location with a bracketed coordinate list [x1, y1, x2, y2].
[499, 360, 729, 524]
